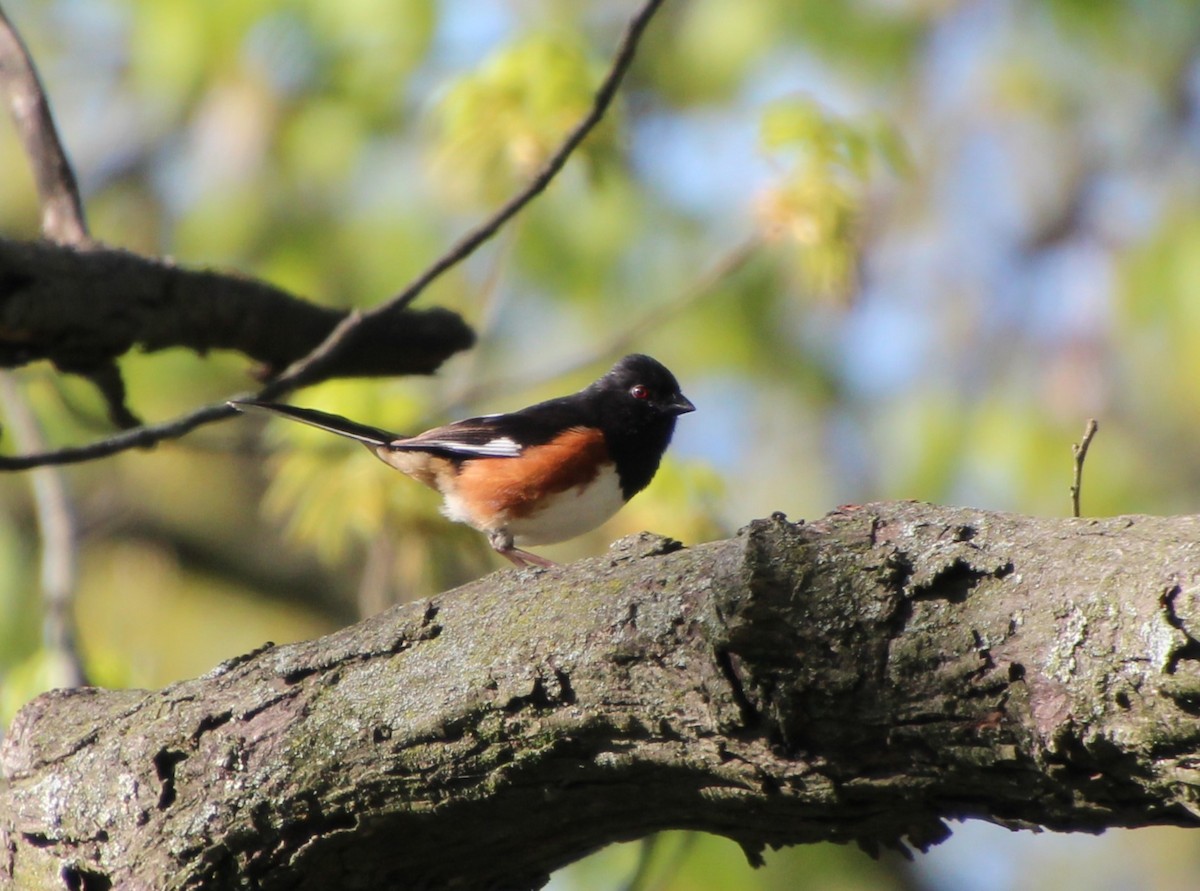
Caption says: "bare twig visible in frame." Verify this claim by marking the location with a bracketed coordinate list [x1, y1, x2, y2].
[0, 399, 244, 469]
[269, 0, 667, 394]
[1070, 418, 1099, 518]
[0, 0, 668, 470]
[0, 373, 87, 685]
[0, 4, 89, 244]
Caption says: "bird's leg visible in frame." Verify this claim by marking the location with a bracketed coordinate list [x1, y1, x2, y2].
[489, 530, 557, 568]
[507, 548, 557, 568]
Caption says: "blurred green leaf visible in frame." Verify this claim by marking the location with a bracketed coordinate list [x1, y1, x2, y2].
[652, 0, 785, 103]
[757, 99, 908, 300]
[430, 31, 619, 204]
[300, 0, 435, 114]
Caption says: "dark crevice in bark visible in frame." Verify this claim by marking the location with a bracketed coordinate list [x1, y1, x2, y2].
[714, 648, 760, 731]
[191, 711, 233, 744]
[153, 749, 187, 810]
[61, 864, 112, 891]
[1160, 584, 1200, 674]
[911, 557, 1013, 604]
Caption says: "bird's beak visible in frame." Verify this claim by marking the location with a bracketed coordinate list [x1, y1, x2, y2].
[668, 394, 696, 415]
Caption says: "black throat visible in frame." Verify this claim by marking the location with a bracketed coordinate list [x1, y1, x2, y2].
[602, 415, 678, 499]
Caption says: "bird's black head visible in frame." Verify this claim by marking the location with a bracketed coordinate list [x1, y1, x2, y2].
[590, 354, 694, 497]
[595, 354, 695, 419]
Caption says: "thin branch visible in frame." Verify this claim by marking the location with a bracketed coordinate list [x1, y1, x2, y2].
[0, 0, 668, 471]
[386, 0, 665, 310]
[358, 533, 397, 619]
[268, 0, 667, 394]
[0, 3, 89, 244]
[1070, 418, 1099, 518]
[0, 373, 87, 685]
[0, 399, 243, 469]
[544, 236, 760, 382]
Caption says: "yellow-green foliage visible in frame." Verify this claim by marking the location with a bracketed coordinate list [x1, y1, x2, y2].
[432, 32, 619, 204]
[757, 98, 909, 300]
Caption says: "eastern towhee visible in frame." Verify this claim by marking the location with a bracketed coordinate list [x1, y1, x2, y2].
[231, 354, 695, 567]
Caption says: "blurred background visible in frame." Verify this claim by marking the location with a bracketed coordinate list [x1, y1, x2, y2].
[2, 0, 1200, 888]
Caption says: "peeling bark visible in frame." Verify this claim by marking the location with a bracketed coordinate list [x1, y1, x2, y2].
[4, 502, 1200, 890]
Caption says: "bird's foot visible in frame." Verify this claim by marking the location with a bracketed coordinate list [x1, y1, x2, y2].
[499, 547, 557, 568]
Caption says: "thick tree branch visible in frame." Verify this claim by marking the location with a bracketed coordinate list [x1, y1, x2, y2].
[0, 237, 475, 383]
[4, 502, 1200, 890]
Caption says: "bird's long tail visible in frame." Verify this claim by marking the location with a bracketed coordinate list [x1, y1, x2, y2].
[229, 400, 399, 446]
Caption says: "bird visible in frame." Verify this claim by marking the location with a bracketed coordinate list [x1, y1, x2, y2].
[230, 354, 695, 568]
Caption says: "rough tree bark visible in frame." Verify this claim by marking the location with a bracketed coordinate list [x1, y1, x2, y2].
[4, 500, 1200, 890]
[0, 237, 474, 383]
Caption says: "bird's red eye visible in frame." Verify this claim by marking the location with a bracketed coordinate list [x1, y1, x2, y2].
[630, 384, 650, 400]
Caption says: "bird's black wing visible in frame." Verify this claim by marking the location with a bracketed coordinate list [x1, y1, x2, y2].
[390, 393, 597, 459]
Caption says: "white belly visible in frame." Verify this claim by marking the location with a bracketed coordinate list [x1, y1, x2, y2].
[439, 463, 619, 547]
[502, 463, 626, 546]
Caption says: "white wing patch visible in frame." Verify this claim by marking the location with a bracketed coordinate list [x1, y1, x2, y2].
[410, 436, 522, 457]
